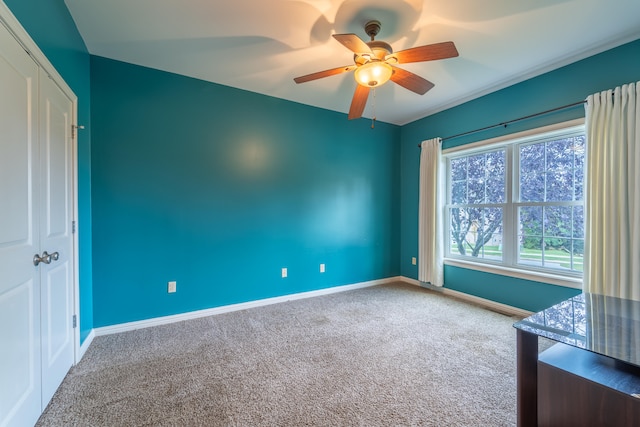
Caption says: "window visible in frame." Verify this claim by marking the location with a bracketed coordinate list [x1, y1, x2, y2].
[445, 121, 585, 281]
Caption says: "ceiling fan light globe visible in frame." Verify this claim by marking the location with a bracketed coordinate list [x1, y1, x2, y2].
[354, 61, 392, 88]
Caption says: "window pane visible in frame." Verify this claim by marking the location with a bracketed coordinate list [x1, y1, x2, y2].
[572, 239, 584, 271]
[520, 138, 585, 203]
[486, 150, 505, 170]
[449, 207, 470, 256]
[519, 206, 543, 267]
[575, 173, 584, 201]
[467, 154, 485, 179]
[450, 150, 505, 204]
[543, 206, 578, 271]
[518, 205, 583, 272]
[520, 142, 545, 203]
[468, 178, 485, 204]
[542, 239, 572, 270]
[485, 150, 505, 203]
[519, 241, 543, 268]
[544, 206, 572, 238]
[481, 207, 503, 260]
[573, 206, 584, 238]
[573, 137, 586, 170]
[449, 207, 502, 260]
[546, 170, 574, 201]
[519, 206, 543, 249]
[451, 180, 467, 204]
[574, 137, 585, 201]
[451, 158, 467, 181]
[520, 171, 545, 202]
[520, 143, 545, 174]
[546, 139, 573, 173]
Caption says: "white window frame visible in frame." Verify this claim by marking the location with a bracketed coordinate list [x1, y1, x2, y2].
[443, 118, 585, 289]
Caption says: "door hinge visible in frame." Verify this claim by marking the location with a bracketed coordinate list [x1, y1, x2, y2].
[72, 220, 76, 234]
[72, 314, 77, 328]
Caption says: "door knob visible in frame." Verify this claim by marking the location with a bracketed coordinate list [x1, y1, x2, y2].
[33, 251, 52, 266]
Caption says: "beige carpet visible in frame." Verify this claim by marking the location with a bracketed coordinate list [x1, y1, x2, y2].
[37, 282, 523, 426]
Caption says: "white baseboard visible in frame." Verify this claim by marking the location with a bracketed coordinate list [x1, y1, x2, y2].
[77, 329, 95, 362]
[94, 276, 403, 336]
[399, 276, 533, 318]
[399, 276, 422, 287]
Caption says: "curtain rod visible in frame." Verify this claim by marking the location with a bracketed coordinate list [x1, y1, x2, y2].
[417, 100, 586, 147]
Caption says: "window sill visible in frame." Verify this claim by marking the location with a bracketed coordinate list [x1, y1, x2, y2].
[443, 258, 583, 290]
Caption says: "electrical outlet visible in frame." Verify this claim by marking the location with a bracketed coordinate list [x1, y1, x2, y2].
[281, 268, 287, 278]
[168, 281, 177, 293]
[320, 263, 325, 273]
[412, 257, 417, 265]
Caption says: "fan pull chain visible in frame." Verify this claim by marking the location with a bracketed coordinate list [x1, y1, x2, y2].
[371, 88, 377, 129]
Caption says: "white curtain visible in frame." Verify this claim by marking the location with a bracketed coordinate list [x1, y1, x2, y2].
[584, 81, 640, 300]
[418, 138, 444, 286]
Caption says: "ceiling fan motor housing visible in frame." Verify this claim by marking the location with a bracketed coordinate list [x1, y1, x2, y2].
[367, 40, 393, 59]
[353, 41, 393, 65]
[364, 20, 381, 39]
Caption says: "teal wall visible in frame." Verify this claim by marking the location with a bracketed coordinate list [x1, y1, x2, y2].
[400, 39, 640, 312]
[5, 0, 94, 343]
[90, 56, 401, 327]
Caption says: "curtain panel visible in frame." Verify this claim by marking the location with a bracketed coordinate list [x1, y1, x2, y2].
[418, 138, 444, 286]
[584, 81, 640, 300]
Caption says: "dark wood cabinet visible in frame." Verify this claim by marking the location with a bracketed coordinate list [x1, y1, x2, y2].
[537, 343, 640, 427]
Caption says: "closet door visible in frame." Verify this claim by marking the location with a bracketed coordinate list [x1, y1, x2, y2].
[0, 20, 42, 427]
[0, 21, 75, 427]
[39, 67, 74, 406]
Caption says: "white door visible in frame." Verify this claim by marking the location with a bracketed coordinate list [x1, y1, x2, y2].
[0, 21, 75, 427]
[38, 67, 74, 406]
[0, 20, 42, 427]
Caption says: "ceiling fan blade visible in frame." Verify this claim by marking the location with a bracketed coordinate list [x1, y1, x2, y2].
[294, 65, 356, 84]
[391, 41, 459, 64]
[348, 84, 370, 120]
[390, 66, 435, 95]
[333, 33, 373, 55]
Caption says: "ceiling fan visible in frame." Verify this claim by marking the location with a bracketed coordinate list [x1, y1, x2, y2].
[294, 20, 459, 120]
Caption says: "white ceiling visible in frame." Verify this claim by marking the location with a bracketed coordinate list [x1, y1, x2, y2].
[64, 0, 640, 125]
